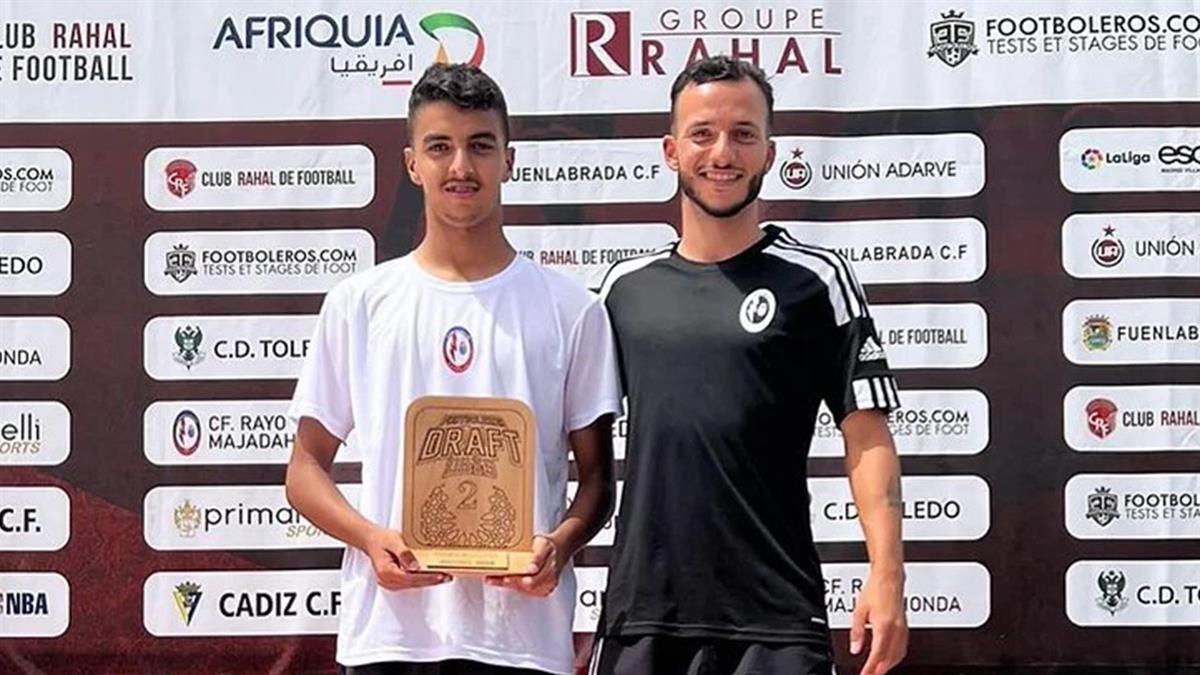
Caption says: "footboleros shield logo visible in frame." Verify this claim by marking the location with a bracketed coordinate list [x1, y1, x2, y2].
[1085, 486, 1120, 527]
[927, 10, 978, 68]
[420, 13, 485, 66]
[165, 244, 197, 283]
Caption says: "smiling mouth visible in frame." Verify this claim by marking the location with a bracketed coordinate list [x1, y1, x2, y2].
[443, 182, 480, 195]
[698, 169, 743, 184]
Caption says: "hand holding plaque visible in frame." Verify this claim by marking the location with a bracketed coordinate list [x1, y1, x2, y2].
[401, 396, 536, 575]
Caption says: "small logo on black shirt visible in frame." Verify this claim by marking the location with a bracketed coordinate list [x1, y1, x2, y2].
[739, 289, 777, 333]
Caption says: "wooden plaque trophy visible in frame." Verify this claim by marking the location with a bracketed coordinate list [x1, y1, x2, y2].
[401, 396, 535, 575]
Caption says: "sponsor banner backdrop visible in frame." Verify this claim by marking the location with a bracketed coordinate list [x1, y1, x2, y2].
[567, 481, 624, 548]
[823, 562, 990, 629]
[872, 303, 989, 369]
[143, 484, 359, 550]
[0, 572, 70, 638]
[1063, 213, 1200, 279]
[1068, 561, 1200, 627]
[143, 570, 340, 636]
[0, 486, 70, 551]
[505, 224, 676, 290]
[1063, 299, 1200, 365]
[1066, 473, 1200, 540]
[1064, 385, 1200, 452]
[0, 232, 71, 296]
[0, 317, 70, 381]
[763, 134, 985, 202]
[772, 219, 987, 285]
[811, 389, 989, 457]
[1062, 128, 1200, 193]
[143, 314, 316, 381]
[0, 149, 72, 211]
[143, 400, 360, 466]
[810, 475, 990, 542]
[0, 401, 71, 466]
[573, 567, 608, 633]
[144, 146, 375, 211]
[502, 139, 675, 205]
[144, 229, 375, 295]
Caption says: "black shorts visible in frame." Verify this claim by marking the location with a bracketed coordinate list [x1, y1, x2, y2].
[589, 634, 836, 675]
[340, 659, 552, 675]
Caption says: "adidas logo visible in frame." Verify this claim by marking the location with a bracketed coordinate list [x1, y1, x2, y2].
[858, 336, 886, 362]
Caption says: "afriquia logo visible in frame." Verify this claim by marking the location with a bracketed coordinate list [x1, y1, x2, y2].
[420, 13, 485, 66]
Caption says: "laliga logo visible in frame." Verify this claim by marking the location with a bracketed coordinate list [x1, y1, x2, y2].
[1080, 148, 1104, 171]
[166, 159, 197, 198]
[420, 13, 485, 67]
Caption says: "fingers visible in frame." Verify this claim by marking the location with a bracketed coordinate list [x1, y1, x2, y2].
[858, 618, 908, 675]
[849, 600, 867, 656]
[484, 537, 561, 596]
[527, 535, 555, 575]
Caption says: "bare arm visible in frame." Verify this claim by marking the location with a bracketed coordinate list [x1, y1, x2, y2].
[842, 409, 908, 675]
[286, 417, 448, 589]
[488, 414, 616, 595]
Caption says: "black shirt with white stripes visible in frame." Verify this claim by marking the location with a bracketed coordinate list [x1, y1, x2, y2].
[598, 224, 899, 645]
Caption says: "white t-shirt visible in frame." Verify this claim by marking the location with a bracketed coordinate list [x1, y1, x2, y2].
[288, 253, 622, 673]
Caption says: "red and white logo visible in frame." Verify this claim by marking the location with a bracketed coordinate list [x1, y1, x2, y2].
[165, 159, 197, 199]
[442, 326, 474, 373]
[570, 11, 631, 77]
[173, 410, 202, 456]
[1086, 398, 1118, 440]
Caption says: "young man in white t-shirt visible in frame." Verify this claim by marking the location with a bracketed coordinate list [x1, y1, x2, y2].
[286, 63, 622, 675]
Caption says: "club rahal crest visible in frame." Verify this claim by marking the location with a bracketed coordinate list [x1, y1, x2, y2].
[928, 10, 979, 68]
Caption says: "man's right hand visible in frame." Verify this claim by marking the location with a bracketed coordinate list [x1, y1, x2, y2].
[364, 527, 452, 590]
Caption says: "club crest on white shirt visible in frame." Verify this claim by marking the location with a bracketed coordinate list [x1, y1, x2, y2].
[739, 288, 777, 334]
[442, 326, 474, 373]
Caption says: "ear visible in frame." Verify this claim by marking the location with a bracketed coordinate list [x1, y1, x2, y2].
[663, 133, 680, 172]
[403, 147, 421, 186]
[765, 138, 776, 174]
[503, 145, 515, 183]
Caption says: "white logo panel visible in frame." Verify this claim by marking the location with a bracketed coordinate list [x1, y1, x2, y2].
[873, 304, 988, 369]
[0, 149, 72, 212]
[143, 314, 315, 381]
[505, 223, 675, 289]
[772, 219, 985, 285]
[811, 390, 988, 457]
[1067, 473, 1200, 540]
[0, 401, 70, 466]
[1064, 299, 1200, 365]
[573, 567, 608, 633]
[0, 232, 70, 295]
[1063, 213, 1200, 279]
[1067, 560, 1200, 626]
[0, 572, 69, 637]
[824, 562, 989, 629]
[144, 145, 374, 211]
[1062, 128, 1200, 193]
[0, 317, 70, 381]
[0, 486, 69, 551]
[763, 134, 985, 201]
[144, 400, 359, 466]
[143, 570, 340, 636]
[1064, 385, 1200, 453]
[144, 484, 357, 550]
[502, 139, 674, 205]
[145, 228, 374, 295]
[810, 475, 989, 542]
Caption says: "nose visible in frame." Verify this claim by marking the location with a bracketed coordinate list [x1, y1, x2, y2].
[448, 147, 475, 180]
[710, 131, 734, 166]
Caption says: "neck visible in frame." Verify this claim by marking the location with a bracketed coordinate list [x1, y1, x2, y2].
[676, 197, 764, 263]
[414, 210, 515, 282]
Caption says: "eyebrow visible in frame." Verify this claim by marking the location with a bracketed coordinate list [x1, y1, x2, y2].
[685, 120, 763, 131]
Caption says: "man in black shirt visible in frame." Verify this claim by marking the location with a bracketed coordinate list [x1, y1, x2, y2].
[592, 56, 908, 675]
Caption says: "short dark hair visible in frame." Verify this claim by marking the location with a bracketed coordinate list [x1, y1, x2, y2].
[669, 56, 774, 129]
[407, 63, 510, 143]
